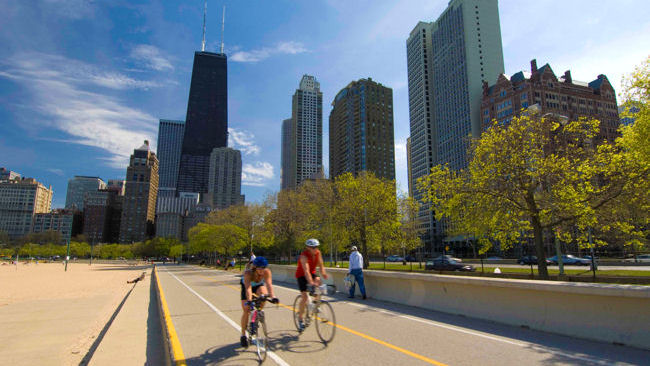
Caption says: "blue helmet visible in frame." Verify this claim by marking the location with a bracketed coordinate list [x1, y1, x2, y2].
[252, 256, 268, 268]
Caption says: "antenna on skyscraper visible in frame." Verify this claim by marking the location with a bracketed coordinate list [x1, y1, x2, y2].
[220, 5, 225, 54]
[201, 0, 207, 52]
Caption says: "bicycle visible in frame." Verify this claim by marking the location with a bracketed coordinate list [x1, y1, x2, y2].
[246, 294, 278, 363]
[292, 284, 337, 344]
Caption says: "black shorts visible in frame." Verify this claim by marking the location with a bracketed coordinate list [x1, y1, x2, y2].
[240, 282, 262, 301]
[297, 274, 319, 292]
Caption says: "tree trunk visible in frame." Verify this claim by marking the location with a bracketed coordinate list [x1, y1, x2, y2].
[361, 226, 369, 269]
[532, 215, 549, 279]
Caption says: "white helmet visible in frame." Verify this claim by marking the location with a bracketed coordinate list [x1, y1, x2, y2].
[305, 238, 320, 247]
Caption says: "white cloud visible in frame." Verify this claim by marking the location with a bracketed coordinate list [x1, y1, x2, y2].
[228, 128, 260, 155]
[46, 168, 65, 176]
[242, 162, 274, 187]
[130, 44, 174, 71]
[0, 53, 159, 169]
[230, 41, 307, 63]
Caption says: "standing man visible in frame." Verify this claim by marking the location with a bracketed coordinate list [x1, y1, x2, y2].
[348, 246, 366, 299]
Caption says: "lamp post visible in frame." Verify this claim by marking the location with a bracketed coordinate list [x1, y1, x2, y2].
[64, 238, 71, 272]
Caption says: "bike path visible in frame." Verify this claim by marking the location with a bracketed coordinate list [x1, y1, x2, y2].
[156, 264, 650, 366]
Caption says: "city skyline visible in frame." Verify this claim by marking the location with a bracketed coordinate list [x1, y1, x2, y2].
[1, 1, 649, 207]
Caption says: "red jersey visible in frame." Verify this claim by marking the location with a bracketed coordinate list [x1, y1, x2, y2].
[295, 249, 320, 278]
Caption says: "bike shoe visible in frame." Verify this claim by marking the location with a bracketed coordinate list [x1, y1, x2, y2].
[298, 320, 305, 333]
[240, 335, 248, 348]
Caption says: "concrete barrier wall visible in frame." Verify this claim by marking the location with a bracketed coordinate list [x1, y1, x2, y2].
[269, 264, 650, 350]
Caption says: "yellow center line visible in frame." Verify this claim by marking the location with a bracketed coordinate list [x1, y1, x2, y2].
[155, 267, 187, 366]
[201, 273, 448, 366]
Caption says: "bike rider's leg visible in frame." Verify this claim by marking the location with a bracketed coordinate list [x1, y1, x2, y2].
[256, 285, 268, 309]
[240, 300, 250, 347]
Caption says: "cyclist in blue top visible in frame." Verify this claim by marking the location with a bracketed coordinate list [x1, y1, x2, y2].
[239, 256, 278, 348]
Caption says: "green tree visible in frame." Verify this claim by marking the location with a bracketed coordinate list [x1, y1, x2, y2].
[205, 202, 273, 254]
[69, 241, 91, 257]
[333, 172, 399, 268]
[169, 244, 184, 259]
[419, 112, 635, 279]
[266, 189, 307, 261]
[397, 193, 424, 263]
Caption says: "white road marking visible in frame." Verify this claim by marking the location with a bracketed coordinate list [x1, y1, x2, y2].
[163, 268, 291, 366]
[179, 265, 630, 366]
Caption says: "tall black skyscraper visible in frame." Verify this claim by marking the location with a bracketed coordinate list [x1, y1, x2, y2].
[177, 51, 228, 196]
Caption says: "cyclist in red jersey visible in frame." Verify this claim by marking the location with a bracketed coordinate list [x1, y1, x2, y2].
[295, 238, 329, 332]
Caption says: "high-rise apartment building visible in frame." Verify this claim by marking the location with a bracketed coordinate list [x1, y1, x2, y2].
[407, 0, 504, 250]
[119, 141, 159, 243]
[108, 179, 126, 196]
[0, 168, 21, 181]
[157, 119, 185, 198]
[208, 147, 244, 210]
[281, 118, 294, 190]
[83, 187, 123, 243]
[281, 75, 323, 190]
[406, 137, 413, 198]
[177, 51, 228, 197]
[0, 178, 53, 239]
[31, 209, 74, 244]
[329, 78, 395, 181]
[156, 194, 199, 240]
[65, 176, 106, 211]
[481, 60, 620, 142]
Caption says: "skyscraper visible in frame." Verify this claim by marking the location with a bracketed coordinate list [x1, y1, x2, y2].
[65, 176, 106, 211]
[281, 118, 294, 190]
[157, 119, 185, 198]
[208, 147, 244, 209]
[429, 0, 504, 170]
[407, 0, 504, 250]
[119, 141, 159, 243]
[329, 78, 395, 181]
[281, 75, 323, 190]
[0, 177, 52, 239]
[177, 51, 228, 197]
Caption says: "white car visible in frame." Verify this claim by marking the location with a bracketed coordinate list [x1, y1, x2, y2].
[625, 254, 650, 263]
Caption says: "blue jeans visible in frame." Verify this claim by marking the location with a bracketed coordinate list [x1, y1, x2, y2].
[348, 268, 366, 297]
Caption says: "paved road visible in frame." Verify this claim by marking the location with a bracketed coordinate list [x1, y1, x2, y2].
[156, 264, 649, 365]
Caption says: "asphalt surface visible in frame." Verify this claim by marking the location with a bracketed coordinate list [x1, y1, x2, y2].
[156, 264, 650, 365]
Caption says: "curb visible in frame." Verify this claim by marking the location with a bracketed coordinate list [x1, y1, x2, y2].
[153, 265, 185, 366]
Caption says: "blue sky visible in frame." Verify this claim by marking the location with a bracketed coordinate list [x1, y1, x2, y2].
[1, 0, 649, 208]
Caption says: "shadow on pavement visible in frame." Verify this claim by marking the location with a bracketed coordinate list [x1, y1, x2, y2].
[266, 329, 327, 354]
[145, 271, 166, 365]
[79, 283, 137, 365]
[321, 289, 650, 365]
[182, 341, 258, 365]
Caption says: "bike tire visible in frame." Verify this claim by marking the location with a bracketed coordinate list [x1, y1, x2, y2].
[292, 295, 309, 332]
[252, 315, 268, 362]
[314, 300, 336, 344]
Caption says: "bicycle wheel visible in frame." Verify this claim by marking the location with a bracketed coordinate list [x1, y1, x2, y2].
[251, 315, 268, 362]
[314, 300, 336, 344]
[292, 295, 309, 332]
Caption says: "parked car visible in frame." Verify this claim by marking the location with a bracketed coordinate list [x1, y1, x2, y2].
[548, 255, 590, 265]
[405, 255, 417, 262]
[517, 255, 551, 265]
[624, 254, 650, 263]
[486, 256, 503, 261]
[386, 255, 405, 262]
[432, 255, 462, 262]
[425, 258, 475, 272]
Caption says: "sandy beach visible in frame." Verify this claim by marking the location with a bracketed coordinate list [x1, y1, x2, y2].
[0, 261, 151, 365]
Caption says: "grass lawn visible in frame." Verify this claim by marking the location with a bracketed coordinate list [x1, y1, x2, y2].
[322, 261, 650, 277]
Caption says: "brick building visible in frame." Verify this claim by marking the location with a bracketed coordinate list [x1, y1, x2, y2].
[481, 59, 619, 142]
